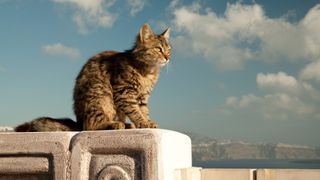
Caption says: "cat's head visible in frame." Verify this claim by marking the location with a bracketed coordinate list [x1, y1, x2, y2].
[133, 24, 171, 67]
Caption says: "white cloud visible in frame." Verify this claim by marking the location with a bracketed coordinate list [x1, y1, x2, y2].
[127, 0, 147, 16]
[302, 5, 320, 59]
[257, 72, 298, 91]
[52, 0, 116, 34]
[171, 2, 320, 120]
[225, 93, 315, 120]
[169, 0, 179, 9]
[42, 43, 81, 59]
[171, 2, 320, 70]
[257, 72, 303, 96]
[52, 0, 148, 34]
[257, 72, 320, 98]
[300, 60, 320, 82]
[220, 71, 320, 121]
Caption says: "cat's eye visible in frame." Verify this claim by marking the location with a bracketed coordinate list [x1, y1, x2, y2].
[156, 47, 162, 52]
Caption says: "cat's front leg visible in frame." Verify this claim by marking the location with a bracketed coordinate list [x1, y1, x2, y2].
[116, 100, 157, 128]
[114, 87, 158, 128]
[138, 94, 158, 128]
[137, 102, 158, 128]
[119, 102, 153, 128]
[114, 95, 148, 128]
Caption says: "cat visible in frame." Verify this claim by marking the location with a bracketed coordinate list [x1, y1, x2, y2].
[15, 23, 171, 132]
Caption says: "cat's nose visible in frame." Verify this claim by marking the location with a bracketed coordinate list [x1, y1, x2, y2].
[164, 54, 170, 61]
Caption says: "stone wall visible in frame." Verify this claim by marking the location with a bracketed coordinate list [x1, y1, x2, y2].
[175, 168, 320, 180]
[2, 129, 319, 180]
[0, 129, 192, 180]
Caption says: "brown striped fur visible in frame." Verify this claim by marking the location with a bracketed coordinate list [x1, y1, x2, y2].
[15, 24, 170, 132]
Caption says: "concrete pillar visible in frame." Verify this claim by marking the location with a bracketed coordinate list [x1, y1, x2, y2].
[257, 169, 320, 180]
[0, 132, 76, 180]
[0, 129, 192, 180]
[70, 129, 192, 180]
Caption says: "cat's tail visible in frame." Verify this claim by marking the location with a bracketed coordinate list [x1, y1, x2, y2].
[14, 117, 81, 132]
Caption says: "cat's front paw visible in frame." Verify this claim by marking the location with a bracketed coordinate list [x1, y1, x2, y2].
[147, 120, 158, 128]
[107, 122, 126, 130]
[136, 120, 158, 128]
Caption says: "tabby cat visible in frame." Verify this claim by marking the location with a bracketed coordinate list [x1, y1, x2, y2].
[15, 24, 171, 132]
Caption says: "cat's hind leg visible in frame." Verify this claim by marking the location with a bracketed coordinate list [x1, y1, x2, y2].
[81, 99, 126, 130]
[83, 112, 126, 130]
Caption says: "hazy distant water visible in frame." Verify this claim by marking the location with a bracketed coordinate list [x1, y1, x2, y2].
[193, 160, 320, 169]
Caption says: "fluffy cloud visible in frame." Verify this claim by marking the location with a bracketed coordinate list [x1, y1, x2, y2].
[53, 0, 116, 34]
[257, 72, 318, 96]
[302, 5, 320, 59]
[225, 93, 315, 120]
[171, 3, 320, 70]
[42, 43, 81, 59]
[300, 60, 320, 82]
[221, 72, 319, 121]
[257, 72, 298, 91]
[127, 0, 147, 16]
[169, 0, 179, 9]
[52, 0, 149, 34]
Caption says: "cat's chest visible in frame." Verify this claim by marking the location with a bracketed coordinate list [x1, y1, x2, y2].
[138, 74, 158, 93]
[111, 64, 159, 94]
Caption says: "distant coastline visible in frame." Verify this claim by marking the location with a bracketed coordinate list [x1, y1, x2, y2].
[0, 126, 13, 132]
[193, 159, 320, 169]
[186, 132, 320, 161]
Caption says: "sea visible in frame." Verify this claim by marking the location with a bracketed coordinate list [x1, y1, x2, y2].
[193, 160, 320, 169]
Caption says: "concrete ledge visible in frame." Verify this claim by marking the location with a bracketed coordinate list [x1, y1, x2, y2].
[175, 168, 320, 180]
[2, 129, 320, 180]
[70, 129, 192, 180]
[0, 132, 76, 179]
[200, 169, 254, 180]
[257, 169, 320, 180]
[175, 167, 202, 180]
[0, 129, 192, 180]
[0, 156, 49, 173]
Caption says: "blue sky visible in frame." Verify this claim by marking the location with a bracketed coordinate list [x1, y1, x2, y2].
[1, 0, 320, 146]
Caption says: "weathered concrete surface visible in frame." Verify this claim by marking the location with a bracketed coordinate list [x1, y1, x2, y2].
[0, 157, 49, 173]
[157, 130, 192, 180]
[0, 132, 76, 180]
[257, 169, 320, 180]
[2, 129, 320, 180]
[0, 129, 192, 180]
[175, 168, 320, 180]
[200, 169, 254, 180]
[175, 167, 202, 180]
[70, 129, 192, 180]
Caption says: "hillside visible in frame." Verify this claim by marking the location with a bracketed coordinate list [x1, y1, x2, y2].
[187, 132, 320, 161]
[0, 126, 13, 132]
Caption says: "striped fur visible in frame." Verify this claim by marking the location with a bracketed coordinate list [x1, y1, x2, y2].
[15, 24, 170, 132]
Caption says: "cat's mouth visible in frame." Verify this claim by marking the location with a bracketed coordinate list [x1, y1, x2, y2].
[142, 58, 169, 67]
[159, 58, 169, 67]
[160, 62, 169, 67]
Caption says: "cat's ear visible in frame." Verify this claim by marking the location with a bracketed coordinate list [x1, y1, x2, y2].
[161, 27, 170, 41]
[139, 23, 155, 43]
